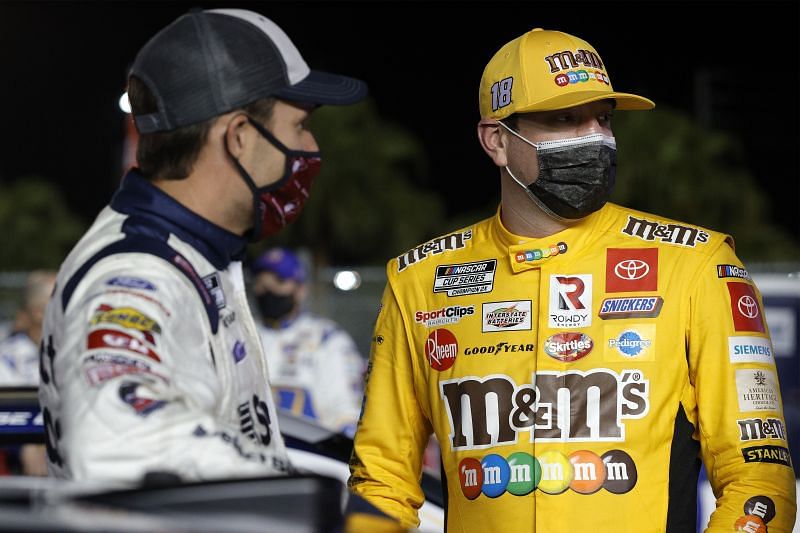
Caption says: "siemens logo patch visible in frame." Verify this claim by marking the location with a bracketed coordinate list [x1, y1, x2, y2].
[729, 336, 773, 364]
[598, 297, 663, 319]
[434, 259, 496, 297]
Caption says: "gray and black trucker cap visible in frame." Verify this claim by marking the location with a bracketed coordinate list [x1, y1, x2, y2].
[130, 8, 367, 133]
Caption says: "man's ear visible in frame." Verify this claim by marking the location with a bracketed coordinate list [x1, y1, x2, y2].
[477, 119, 509, 167]
[223, 113, 252, 159]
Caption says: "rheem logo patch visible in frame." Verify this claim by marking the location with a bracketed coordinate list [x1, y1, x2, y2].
[425, 329, 458, 371]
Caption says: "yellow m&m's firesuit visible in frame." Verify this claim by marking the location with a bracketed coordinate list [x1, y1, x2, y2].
[349, 203, 796, 532]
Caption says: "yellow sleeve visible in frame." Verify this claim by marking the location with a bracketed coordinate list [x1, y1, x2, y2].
[348, 268, 433, 529]
[688, 241, 796, 532]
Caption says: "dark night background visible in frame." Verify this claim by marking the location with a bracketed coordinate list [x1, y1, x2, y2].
[0, 1, 797, 247]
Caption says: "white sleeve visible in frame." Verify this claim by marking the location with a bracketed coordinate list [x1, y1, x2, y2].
[41, 263, 290, 483]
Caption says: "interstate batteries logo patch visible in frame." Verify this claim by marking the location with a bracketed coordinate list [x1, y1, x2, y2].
[433, 260, 496, 297]
[482, 301, 532, 332]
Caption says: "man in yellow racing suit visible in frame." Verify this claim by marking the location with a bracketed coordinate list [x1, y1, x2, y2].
[349, 27, 796, 532]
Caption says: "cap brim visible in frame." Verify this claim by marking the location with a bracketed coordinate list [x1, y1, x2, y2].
[275, 70, 368, 105]
[519, 91, 655, 113]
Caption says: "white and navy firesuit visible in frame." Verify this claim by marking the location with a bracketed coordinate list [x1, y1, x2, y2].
[39, 171, 290, 482]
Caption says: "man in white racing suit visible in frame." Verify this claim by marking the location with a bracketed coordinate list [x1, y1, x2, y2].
[39, 8, 366, 482]
[251, 248, 365, 437]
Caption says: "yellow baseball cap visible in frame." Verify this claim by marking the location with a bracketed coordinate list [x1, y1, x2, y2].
[479, 28, 655, 119]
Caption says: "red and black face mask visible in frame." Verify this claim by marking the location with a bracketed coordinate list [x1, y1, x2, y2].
[227, 116, 322, 242]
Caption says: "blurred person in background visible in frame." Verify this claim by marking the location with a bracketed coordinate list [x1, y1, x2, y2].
[38, 8, 366, 483]
[349, 27, 796, 531]
[0, 270, 56, 385]
[0, 270, 56, 476]
[251, 247, 364, 437]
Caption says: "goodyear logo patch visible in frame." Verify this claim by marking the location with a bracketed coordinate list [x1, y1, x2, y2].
[433, 259, 496, 297]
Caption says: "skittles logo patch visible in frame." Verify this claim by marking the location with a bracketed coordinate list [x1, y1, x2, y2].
[458, 449, 636, 499]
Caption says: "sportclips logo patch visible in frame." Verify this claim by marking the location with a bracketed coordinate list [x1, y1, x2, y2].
[458, 449, 636, 500]
[621, 216, 709, 247]
[482, 301, 532, 332]
[434, 260, 496, 297]
[605, 248, 657, 292]
[415, 305, 474, 328]
[440, 369, 649, 450]
[425, 329, 458, 371]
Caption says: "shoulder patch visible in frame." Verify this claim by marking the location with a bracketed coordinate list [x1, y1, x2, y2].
[620, 215, 709, 248]
[397, 229, 472, 272]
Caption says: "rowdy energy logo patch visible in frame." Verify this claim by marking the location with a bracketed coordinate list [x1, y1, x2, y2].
[548, 275, 592, 328]
[433, 260, 496, 297]
[482, 301, 532, 332]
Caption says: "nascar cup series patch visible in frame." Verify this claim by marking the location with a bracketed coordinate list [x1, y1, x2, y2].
[433, 260, 496, 297]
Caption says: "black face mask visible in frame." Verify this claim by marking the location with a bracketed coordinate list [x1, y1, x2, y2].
[500, 123, 617, 220]
[256, 291, 296, 321]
